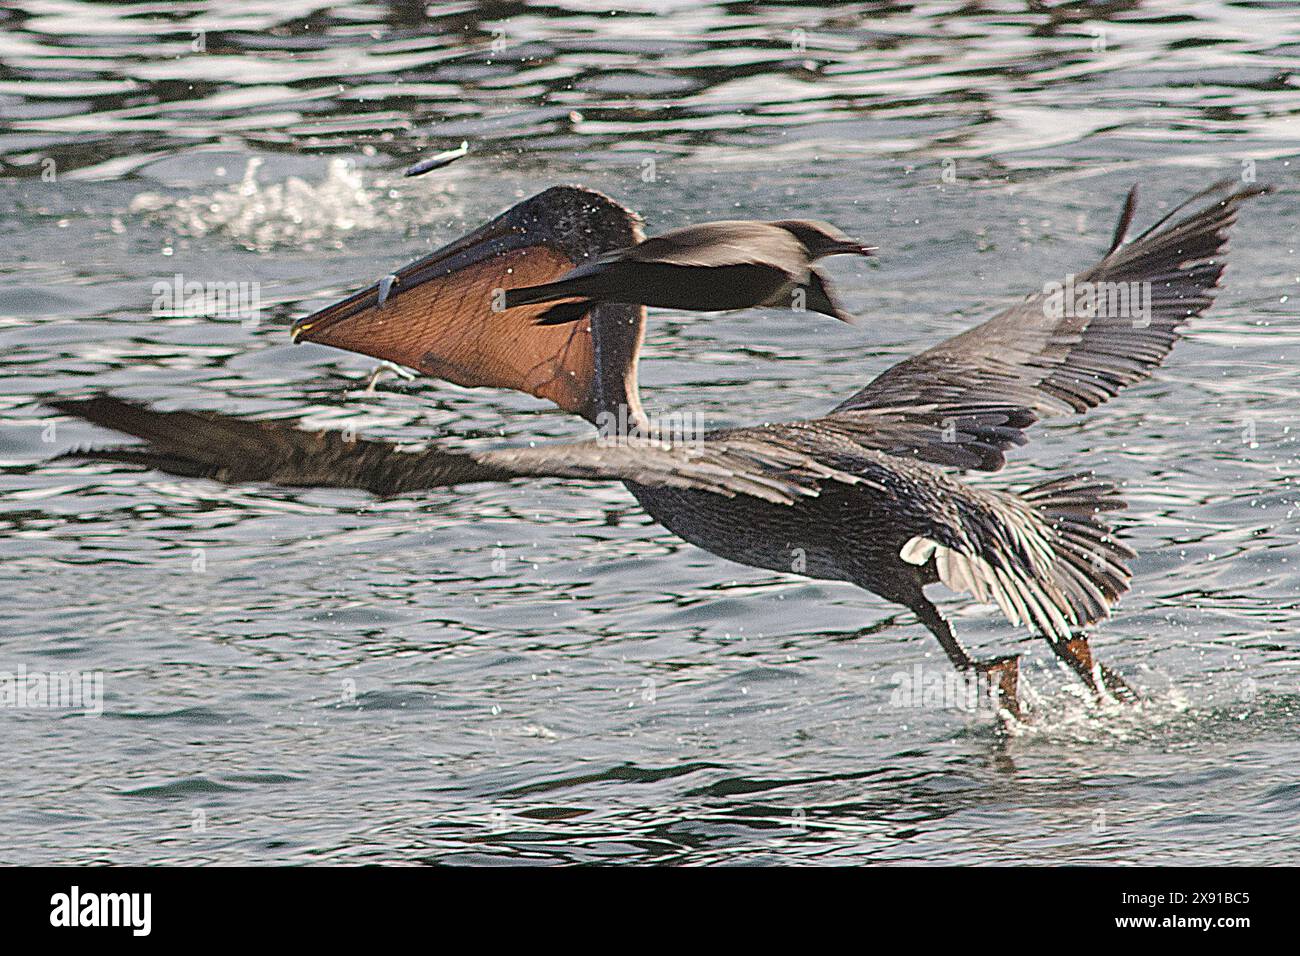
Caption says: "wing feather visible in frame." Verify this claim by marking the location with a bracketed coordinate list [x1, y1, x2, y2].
[824, 181, 1269, 470]
[50, 395, 864, 507]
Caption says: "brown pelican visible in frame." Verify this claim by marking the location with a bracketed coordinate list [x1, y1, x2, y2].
[501, 219, 873, 325]
[52, 179, 1266, 718]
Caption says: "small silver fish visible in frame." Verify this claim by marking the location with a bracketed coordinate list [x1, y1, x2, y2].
[404, 141, 469, 178]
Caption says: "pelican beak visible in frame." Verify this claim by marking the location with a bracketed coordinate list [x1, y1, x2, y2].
[290, 216, 520, 344]
[283, 185, 642, 417]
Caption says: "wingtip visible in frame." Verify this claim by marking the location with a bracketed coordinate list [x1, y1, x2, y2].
[1108, 185, 1140, 254]
[47, 393, 116, 418]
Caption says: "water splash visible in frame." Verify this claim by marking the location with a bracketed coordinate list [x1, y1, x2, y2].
[993, 662, 1300, 747]
[1002, 677, 1194, 745]
[128, 157, 456, 252]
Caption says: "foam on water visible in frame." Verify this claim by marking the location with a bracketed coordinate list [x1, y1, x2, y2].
[1004, 675, 1194, 745]
[128, 157, 458, 252]
[990, 659, 1300, 749]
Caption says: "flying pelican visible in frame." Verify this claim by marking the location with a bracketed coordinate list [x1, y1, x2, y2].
[52, 179, 1267, 718]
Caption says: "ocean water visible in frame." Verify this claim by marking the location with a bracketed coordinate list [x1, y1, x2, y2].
[0, 0, 1297, 864]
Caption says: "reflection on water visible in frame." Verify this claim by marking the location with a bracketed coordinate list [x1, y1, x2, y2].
[0, 0, 1298, 865]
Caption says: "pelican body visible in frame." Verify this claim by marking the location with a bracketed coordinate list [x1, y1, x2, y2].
[54, 180, 1266, 718]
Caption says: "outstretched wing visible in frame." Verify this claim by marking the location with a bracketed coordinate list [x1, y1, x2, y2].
[51, 395, 865, 506]
[292, 186, 643, 420]
[821, 180, 1269, 470]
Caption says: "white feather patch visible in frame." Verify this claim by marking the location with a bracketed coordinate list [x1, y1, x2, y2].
[900, 535, 1076, 639]
[900, 536, 936, 565]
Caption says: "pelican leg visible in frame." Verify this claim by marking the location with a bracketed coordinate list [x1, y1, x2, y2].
[1046, 634, 1137, 704]
[974, 654, 1022, 720]
[901, 588, 1023, 720]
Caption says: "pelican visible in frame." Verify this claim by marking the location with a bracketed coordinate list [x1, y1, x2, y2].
[52, 179, 1267, 718]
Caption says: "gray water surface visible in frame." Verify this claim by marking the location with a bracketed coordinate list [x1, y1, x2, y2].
[1, 0, 1298, 864]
